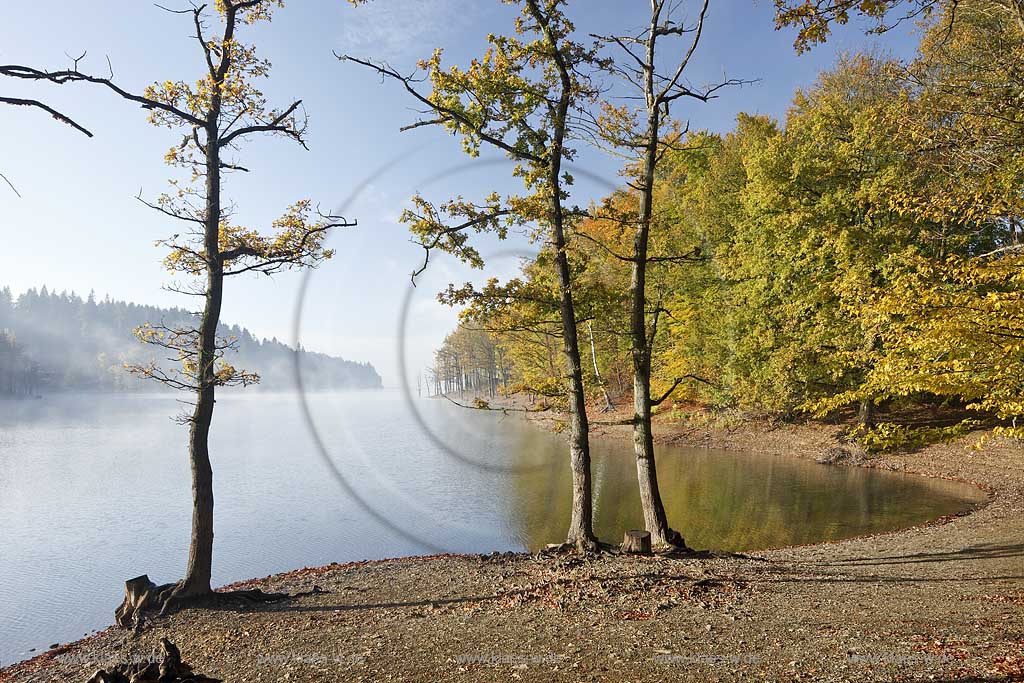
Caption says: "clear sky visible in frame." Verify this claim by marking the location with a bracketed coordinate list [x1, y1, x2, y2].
[0, 0, 919, 387]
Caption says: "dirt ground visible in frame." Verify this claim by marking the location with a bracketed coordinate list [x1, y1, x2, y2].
[2, 413, 1022, 683]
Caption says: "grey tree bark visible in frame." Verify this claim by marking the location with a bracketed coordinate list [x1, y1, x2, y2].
[532, 0, 598, 549]
[589, 322, 615, 411]
[177, 116, 224, 598]
[630, 103, 678, 547]
[601, 0, 729, 549]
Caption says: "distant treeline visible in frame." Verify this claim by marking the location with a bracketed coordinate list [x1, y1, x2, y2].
[429, 326, 512, 399]
[0, 286, 381, 395]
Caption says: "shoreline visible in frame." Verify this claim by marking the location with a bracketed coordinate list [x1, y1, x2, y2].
[3, 411, 1022, 682]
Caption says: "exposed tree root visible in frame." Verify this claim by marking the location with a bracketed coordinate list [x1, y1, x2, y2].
[115, 575, 326, 631]
[86, 637, 219, 683]
[659, 528, 689, 552]
[572, 536, 601, 553]
[539, 536, 616, 557]
[539, 530, 696, 560]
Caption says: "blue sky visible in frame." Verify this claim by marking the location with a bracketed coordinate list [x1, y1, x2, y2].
[0, 0, 919, 386]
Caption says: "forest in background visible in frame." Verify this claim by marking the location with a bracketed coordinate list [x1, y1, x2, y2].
[432, 3, 1024, 452]
[3, 0, 1020, 598]
[0, 286, 382, 395]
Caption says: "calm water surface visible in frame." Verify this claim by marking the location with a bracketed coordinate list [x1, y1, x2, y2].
[0, 391, 985, 666]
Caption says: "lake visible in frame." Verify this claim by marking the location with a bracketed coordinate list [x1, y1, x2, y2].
[0, 391, 986, 666]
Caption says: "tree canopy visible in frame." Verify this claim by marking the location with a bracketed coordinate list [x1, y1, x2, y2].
[442, 4, 1024, 450]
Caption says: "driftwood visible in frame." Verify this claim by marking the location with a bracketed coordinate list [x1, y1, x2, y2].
[621, 530, 652, 554]
[86, 638, 219, 683]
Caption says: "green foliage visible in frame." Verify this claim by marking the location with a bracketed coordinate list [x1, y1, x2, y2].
[853, 420, 982, 453]
[448, 5, 1024, 443]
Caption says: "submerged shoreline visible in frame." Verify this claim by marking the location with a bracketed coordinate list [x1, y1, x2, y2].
[2, 415, 1022, 682]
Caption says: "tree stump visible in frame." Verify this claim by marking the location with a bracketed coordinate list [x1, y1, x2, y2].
[621, 530, 652, 554]
[114, 575, 176, 629]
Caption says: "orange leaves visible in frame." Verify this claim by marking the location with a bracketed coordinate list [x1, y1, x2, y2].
[218, 201, 338, 276]
[773, 0, 911, 53]
[215, 0, 284, 24]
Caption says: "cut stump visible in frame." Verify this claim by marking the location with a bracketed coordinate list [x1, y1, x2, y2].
[622, 530, 652, 554]
[114, 575, 176, 630]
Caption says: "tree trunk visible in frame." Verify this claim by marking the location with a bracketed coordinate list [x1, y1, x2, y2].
[535, 3, 597, 549]
[589, 321, 614, 411]
[856, 332, 879, 433]
[180, 380, 217, 596]
[629, 97, 681, 548]
[555, 191, 595, 550]
[857, 398, 874, 430]
[633, 364, 676, 546]
[114, 575, 176, 629]
[176, 100, 225, 600]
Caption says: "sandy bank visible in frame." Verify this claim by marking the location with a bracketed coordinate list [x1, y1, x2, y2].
[2, 416, 1022, 682]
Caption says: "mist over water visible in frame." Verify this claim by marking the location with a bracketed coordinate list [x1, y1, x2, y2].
[0, 391, 985, 666]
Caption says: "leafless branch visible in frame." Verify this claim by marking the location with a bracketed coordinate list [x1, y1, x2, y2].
[1, 64, 206, 127]
[0, 94, 94, 137]
[219, 99, 307, 149]
[648, 369, 720, 407]
[440, 393, 552, 414]
[136, 191, 206, 224]
[0, 172, 21, 197]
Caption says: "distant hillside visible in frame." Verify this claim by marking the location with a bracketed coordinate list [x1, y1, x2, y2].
[0, 286, 382, 395]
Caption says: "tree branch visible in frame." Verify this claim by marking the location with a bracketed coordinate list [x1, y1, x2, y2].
[0, 94, 94, 137]
[0, 172, 21, 197]
[219, 99, 307, 149]
[339, 54, 545, 164]
[651, 374, 719, 406]
[1, 64, 206, 127]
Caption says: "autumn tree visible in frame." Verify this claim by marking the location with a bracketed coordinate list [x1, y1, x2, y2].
[774, 0, 950, 52]
[439, 0, 1023, 454]
[345, 0, 603, 549]
[772, 0, 1024, 438]
[586, 0, 745, 547]
[4, 1, 354, 611]
[802, 3, 1024, 440]
[440, 251, 608, 406]
[432, 324, 510, 399]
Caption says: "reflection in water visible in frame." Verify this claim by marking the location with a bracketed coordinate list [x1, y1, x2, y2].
[0, 391, 984, 665]
[511, 437, 984, 551]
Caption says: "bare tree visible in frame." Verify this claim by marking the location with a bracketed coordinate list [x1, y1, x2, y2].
[4, 1, 354, 614]
[592, 0, 747, 547]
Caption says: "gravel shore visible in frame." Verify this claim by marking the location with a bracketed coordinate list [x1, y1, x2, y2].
[2, 417, 1021, 683]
